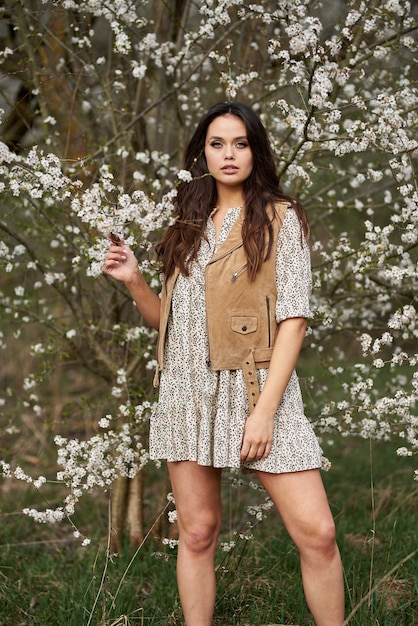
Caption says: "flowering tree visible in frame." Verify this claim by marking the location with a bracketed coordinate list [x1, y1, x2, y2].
[0, 0, 417, 547]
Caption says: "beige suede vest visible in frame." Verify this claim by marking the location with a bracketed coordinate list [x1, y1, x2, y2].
[155, 202, 288, 409]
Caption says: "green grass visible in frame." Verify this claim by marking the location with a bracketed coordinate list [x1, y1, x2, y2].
[0, 512, 179, 625]
[0, 438, 417, 625]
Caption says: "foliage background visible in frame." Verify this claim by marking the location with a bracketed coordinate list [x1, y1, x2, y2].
[0, 0, 417, 623]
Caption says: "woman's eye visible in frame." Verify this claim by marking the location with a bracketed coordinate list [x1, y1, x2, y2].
[208, 140, 248, 148]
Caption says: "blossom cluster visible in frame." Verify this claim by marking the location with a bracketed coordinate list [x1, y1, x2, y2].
[1, 401, 155, 535]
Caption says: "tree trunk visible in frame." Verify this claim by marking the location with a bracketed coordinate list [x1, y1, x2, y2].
[126, 471, 144, 548]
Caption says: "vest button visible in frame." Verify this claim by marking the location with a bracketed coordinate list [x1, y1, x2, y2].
[242, 325, 247, 331]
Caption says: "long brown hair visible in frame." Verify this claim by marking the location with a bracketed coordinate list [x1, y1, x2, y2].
[156, 102, 309, 280]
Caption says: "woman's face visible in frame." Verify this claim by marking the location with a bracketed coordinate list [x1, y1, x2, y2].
[204, 114, 253, 190]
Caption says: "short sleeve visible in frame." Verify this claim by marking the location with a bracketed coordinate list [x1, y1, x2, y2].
[275, 208, 313, 323]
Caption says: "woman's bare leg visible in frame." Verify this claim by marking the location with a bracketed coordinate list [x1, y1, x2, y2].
[167, 461, 222, 626]
[256, 468, 344, 626]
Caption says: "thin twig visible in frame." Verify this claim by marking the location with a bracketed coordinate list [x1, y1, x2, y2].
[343, 548, 418, 624]
[111, 499, 171, 609]
[86, 493, 113, 626]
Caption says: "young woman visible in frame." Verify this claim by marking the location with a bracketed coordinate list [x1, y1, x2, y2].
[104, 102, 344, 626]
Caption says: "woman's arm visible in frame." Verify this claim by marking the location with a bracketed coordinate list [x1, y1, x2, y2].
[255, 316, 306, 416]
[240, 316, 307, 462]
[104, 242, 161, 331]
[240, 208, 313, 462]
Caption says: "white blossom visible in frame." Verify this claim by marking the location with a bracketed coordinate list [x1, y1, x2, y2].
[177, 169, 193, 183]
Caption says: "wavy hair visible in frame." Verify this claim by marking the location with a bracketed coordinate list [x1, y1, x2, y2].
[156, 102, 309, 280]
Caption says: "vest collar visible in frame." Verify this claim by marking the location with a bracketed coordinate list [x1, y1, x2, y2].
[208, 207, 245, 265]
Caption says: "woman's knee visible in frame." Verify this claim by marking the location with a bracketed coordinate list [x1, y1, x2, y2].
[301, 517, 338, 559]
[179, 517, 221, 555]
[317, 517, 337, 550]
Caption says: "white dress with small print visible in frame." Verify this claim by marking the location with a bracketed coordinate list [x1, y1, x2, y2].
[149, 207, 322, 473]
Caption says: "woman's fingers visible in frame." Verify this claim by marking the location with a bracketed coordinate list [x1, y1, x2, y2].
[103, 244, 138, 282]
[105, 245, 127, 264]
[240, 437, 271, 461]
[240, 412, 274, 461]
[104, 247, 126, 271]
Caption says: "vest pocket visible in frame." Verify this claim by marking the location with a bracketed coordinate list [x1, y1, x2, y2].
[231, 315, 258, 334]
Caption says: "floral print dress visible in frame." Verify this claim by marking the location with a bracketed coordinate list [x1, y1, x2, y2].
[149, 207, 322, 473]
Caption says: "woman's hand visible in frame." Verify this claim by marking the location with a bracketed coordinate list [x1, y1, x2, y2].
[240, 410, 274, 462]
[103, 237, 140, 286]
[240, 317, 307, 463]
[103, 235, 162, 331]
